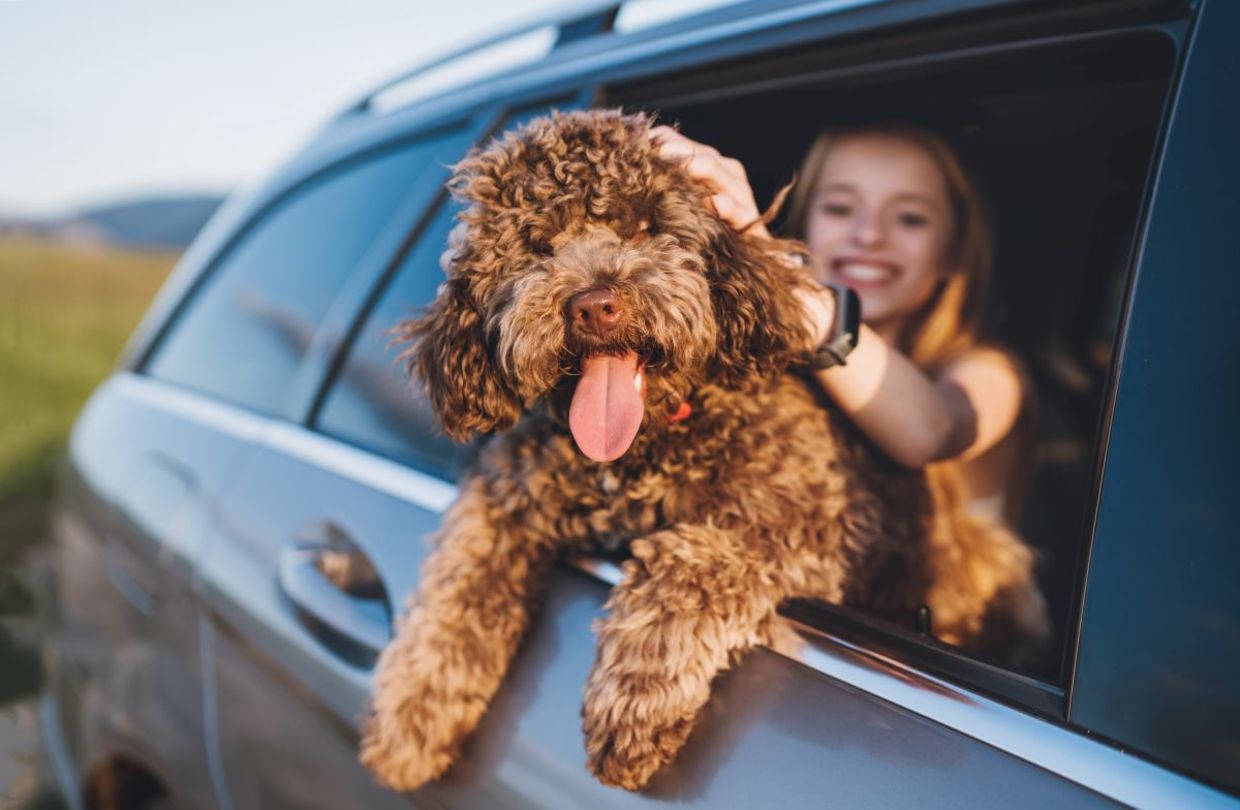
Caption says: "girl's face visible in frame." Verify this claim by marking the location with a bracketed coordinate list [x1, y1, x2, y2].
[804, 133, 956, 333]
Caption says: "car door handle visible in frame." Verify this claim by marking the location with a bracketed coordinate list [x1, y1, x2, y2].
[278, 523, 392, 666]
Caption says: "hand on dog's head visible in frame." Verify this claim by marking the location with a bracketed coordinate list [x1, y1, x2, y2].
[396, 109, 816, 460]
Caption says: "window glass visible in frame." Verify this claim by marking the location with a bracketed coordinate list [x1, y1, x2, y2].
[315, 102, 576, 480]
[315, 200, 472, 480]
[145, 133, 459, 415]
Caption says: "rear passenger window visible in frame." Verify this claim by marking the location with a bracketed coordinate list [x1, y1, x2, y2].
[314, 201, 471, 480]
[144, 134, 459, 415]
[609, 27, 1175, 688]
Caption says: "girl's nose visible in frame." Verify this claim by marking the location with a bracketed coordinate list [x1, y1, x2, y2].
[850, 212, 882, 247]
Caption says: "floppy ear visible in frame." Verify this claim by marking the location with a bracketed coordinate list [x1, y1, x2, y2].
[394, 272, 521, 441]
[705, 228, 816, 385]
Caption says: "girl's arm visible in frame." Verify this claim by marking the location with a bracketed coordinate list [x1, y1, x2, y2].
[800, 293, 1022, 467]
[654, 126, 1022, 469]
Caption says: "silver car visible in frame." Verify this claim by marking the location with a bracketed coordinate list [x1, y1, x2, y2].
[40, 0, 1240, 807]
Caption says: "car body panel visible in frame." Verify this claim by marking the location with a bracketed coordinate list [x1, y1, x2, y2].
[198, 418, 1115, 809]
[48, 374, 269, 809]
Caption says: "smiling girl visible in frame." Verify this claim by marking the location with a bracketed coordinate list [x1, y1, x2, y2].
[656, 124, 1030, 523]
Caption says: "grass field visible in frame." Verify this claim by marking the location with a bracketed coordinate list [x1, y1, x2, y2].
[0, 235, 174, 807]
[0, 234, 175, 684]
[0, 236, 175, 553]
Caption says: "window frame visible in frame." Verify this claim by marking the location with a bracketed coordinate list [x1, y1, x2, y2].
[600, 14, 1188, 714]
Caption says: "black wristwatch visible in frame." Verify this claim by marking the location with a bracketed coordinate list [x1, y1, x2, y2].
[804, 283, 861, 370]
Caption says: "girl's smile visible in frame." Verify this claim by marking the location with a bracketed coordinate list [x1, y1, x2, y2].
[830, 254, 900, 289]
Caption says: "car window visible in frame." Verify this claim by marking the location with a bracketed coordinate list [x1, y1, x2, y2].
[314, 102, 576, 480]
[143, 132, 462, 415]
[314, 200, 471, 480]
[606, 27, 1177, 689]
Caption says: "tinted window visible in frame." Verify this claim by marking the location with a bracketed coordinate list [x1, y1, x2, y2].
[145, 134, 457, 415]
[315, 201, 472, 480]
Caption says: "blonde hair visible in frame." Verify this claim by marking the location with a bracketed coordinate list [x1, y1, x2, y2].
[783, 124, 993, 371]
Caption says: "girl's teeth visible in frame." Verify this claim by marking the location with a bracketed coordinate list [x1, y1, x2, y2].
[842, 263, 892, 282]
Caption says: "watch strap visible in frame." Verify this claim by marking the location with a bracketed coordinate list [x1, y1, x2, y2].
[805, 284, 861, 370]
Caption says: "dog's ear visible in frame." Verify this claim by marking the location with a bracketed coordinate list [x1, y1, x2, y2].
[394, 271, 521, 442]
[704, 228, 815, 385]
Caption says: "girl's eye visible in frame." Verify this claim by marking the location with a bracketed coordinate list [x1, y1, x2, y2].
[820, 202, 853, 217]
[897, 211, 930, 228]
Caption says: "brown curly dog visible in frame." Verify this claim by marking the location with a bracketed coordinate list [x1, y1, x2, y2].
[360, 109, 1049, 792]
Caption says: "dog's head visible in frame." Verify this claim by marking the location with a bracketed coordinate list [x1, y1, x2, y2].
[399, 109, 814, 461]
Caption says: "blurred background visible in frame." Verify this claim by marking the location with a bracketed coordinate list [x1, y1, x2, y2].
[0, 2, 590, 805]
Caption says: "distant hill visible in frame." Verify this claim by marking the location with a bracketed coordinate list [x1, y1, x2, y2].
[0, 193, 227, 250]
[67, 194, 227, 249]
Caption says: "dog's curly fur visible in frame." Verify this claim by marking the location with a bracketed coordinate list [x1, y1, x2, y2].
[360, 109, 1049, 792]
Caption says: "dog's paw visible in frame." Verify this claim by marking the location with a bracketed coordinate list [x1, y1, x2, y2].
[359, 713, 454, 792]
[583, 706, 694, 791]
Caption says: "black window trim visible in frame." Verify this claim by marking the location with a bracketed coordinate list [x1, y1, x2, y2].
[606, 21, 1183, 113]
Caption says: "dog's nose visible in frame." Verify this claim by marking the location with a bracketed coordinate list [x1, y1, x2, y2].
[569, 289, 623, 338]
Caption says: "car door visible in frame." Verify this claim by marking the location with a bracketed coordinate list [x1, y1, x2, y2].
[54, 372, 265, 810]
[193, 112, 498, 810]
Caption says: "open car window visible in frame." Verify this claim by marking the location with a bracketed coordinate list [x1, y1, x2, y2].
[605, 25, 1177, 691]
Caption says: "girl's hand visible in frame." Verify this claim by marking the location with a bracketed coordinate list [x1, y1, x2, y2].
[651, 126, 772, 239]
[652, 126, 831, 349]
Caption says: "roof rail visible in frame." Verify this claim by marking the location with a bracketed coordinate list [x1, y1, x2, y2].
[341, 1, 621, 118]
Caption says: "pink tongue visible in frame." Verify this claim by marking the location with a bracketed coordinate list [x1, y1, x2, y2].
[569, 351, 644, 462]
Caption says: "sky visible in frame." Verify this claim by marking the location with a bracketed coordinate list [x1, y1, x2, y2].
[0, 0, 579, 218]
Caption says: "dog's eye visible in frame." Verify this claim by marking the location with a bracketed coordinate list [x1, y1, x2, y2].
[531, 240, 554, 257]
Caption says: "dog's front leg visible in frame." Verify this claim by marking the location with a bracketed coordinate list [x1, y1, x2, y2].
[582, 523, 787, 790]
[360, 476, 557, 791]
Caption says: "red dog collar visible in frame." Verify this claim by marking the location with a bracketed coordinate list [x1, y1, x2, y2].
[667, 401, 692, 423]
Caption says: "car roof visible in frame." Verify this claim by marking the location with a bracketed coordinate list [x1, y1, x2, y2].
[335, 0, 878, 118]
[291, 0, 1040, 166]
